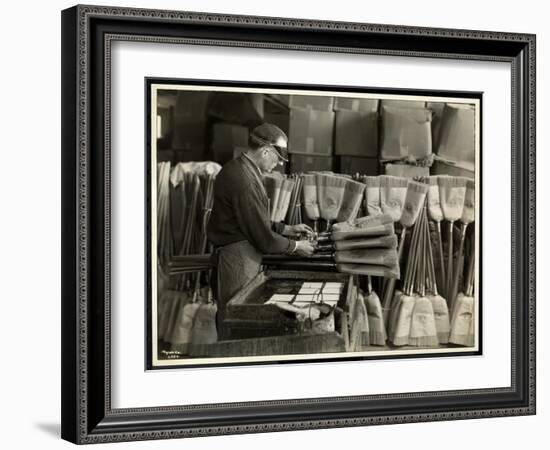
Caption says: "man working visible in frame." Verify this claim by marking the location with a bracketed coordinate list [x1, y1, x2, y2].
[207, 123, 315, 338]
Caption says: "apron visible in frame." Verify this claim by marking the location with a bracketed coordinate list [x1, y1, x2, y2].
[216, 239, 263, 339]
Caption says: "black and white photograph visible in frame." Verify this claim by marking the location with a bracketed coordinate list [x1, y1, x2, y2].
[149, 82, 480, 367]
[54, 2, 537, 445]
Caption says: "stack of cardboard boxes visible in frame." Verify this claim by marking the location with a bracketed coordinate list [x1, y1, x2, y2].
[334, 97, 380, 176]
[288, 95, 335, 173]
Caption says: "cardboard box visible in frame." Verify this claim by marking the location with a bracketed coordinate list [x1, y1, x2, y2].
[334, 110, 378, 156]
[211, 123, 249, 149]
[384, 163, 430, 178]
[380, 99, 426, 109]
[436, 103, 476, 167]
[288, 108, 334, 156]
[333, 97, 378, 113]
[171, 120, 207, 150]
[339, 156, 379, 176]
[289, 154, 334, 173]
[427, 101, 446, 147]
[288, 95, 334, 111]
[380, 105, 432, 161]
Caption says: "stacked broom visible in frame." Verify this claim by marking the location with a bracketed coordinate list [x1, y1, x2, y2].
[157, 161, 222, 352]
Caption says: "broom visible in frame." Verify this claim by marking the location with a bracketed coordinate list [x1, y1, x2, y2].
[273, 178, 295, 223]
[448, 178, 475, 311]
[335, 248, 398, 267]
[388, 197, 424, 339]
[316, 174, 348, 231]
[382, 180, 428, 326]
[365, 276, 387, 346]
[363, 176, 383, 216]
[331, 222, 395, 242]
[334, 235, 398, 251]
[389, 198, 423, 345]
[332, 212, 394, 232]
[336, 178, 366, 224]
[425, 204, 451, 344]
[379, 175, 409, 222]
[349, 283, 370, 351]
[336, 263, 400, 279]
[263, 173, 283, 222]
[449, 241, 476, 346]
[286, 175, 303, 226]
[407, 205, 439, 347]
[438, 176, 467, 300]
[428, 176, 446, 291]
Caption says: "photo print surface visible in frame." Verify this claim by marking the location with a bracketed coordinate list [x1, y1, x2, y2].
[147, 80, 481, 368]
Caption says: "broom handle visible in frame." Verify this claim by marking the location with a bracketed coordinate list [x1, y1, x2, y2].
[466, 256, 475, 297]
[445, 221, 454, 300]
[426, 215, 439, 297]
[403, 211, 421, 295]
[464, 238, 476, 297]
[436, 221, 446, 294]
[415, 209, 426, 296]
[449, 223, 468, 312]
[367, 276, 373, 295]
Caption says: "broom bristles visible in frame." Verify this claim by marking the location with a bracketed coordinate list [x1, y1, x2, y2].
[331, 223, 395, 241]
[317, 174, 349, 189]
[379, 175, 409, 188]
[391, 294, 416, 346]
[365, 291, 387, 346]
[302, 174, 316, 186]
[428, 294, 450, 344]
[407, 180, 430, 195]
[364, 176, 380, 187]
[335, 248, 398, 267]
[336, 263, 400, 278]
[438, 176, 468, 189]
[344, 179, 367, 195]
[354, 213, 394, 228]
[334, 234, 398, 250]
[408, 296, 438, 347]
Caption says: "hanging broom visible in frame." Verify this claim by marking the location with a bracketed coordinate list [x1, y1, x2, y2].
[363, 176, 383, 216]
[263, 173, 283, 222]
[428, 176, 446, 291]
[336, 178, 366, 224]
[349, 284, 370, 351]
[449, 240, 476, 347]
[379, 175, 409, 222]
[425, 210, 451, 344]
[302, 174, 321, 229]
[438, 176, 467, 300]
[382, 180, 429, 327]
[365, 276, 387, 346]
[448, 178, 475, 311]
[316, 174, 348, 231]
[389, 199, 423, 346]
[407, 205, 439, 347]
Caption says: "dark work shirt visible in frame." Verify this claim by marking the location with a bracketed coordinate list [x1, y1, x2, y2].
[207, 155, 293, 254]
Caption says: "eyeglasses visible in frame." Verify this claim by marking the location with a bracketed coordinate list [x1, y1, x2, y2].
[265, 146, 285, 166]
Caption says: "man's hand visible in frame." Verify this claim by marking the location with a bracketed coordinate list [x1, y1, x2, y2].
[294, 240, 315, 257]
[283, 224, 315, 238]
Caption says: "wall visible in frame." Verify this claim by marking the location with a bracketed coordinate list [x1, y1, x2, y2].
[0, 0, 545, 449]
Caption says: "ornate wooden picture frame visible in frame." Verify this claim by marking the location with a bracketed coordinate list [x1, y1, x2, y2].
[61, 4, 535, 444]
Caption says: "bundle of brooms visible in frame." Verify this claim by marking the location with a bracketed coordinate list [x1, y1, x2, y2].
[389, 201, 442, 347]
